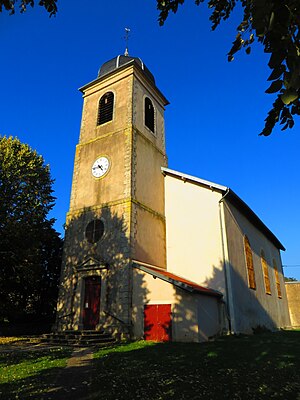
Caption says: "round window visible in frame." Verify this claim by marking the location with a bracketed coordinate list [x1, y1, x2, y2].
[85, 219, 104, 243]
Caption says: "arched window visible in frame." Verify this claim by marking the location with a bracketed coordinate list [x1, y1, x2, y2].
[97, 92, 114, 125]
[85, 219, 104, 243]
[261, 250, 271, 295]
[144, 97, 155, 133]
[273, 259, 282, 298]
[244, 236, 256, 290]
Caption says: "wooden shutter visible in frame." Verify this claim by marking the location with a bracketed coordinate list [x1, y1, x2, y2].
[273, 259, 282, 298]
[244, 236, 256, 289]
[261, 250, 271, 295]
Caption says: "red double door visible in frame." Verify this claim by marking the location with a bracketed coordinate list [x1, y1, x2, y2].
[144, 304, 172, 342]
[82, 276, 101, 330]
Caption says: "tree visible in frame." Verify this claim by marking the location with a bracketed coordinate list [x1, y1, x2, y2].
[0, 0, 57, 15]
[0, 136, 62, 325]
[284, 276, 297, 282]
[157, 0, 300, 136]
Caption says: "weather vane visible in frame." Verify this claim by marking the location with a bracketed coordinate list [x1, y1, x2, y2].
[124, 27, 130, 56]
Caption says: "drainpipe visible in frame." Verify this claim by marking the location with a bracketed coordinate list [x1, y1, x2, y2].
[219, 189, 236, 334]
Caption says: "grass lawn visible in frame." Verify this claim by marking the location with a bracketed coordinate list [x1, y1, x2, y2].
[0, 331, 299, 399]
[92, 331, 300, 400]
[0, 342, 71, 399]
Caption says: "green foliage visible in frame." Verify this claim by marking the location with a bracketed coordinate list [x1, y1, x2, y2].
[0, 136, 62, 324]
[284, 276, 297, 282]
[0, 0, 57, 15]
[157, 0, 300, 136]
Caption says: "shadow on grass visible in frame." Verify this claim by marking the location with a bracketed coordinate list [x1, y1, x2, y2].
[0, 347, 70, 368]
[0, 347, 72, 400]
[1, 332, 300, 399]
[90, 331, 300, 400]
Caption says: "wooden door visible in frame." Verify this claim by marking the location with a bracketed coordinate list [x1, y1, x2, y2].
[144, 304, 172, 342]
[82, 276, 101, 330]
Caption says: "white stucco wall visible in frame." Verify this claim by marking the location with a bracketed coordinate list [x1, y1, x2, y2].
[132, 268, 221, 342]
[223, 201, 291, 333]
[163, 171, 290, 335]
[164, 175, 226, 294]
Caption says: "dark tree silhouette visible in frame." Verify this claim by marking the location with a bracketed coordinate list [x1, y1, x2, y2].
[0, 136, 62, 327]
[0, 0, 57, 15]
[157, 0, 300, 136]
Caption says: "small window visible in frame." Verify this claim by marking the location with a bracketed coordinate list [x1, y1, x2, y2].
[144, 97, 155, 133]
[97, 92, 114, 125]
[273, 259, 282, 298]
[261, 250, 271, 295]
[85, 219, 104, 243]
[244, 236, 256, 290]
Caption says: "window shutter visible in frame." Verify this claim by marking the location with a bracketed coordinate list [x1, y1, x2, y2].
[273, 259, 282, 298]
[244, 236, 256, 290]
[261, 250, 271, 295]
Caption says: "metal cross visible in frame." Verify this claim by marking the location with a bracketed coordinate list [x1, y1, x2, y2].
[124, 27, 130, 56]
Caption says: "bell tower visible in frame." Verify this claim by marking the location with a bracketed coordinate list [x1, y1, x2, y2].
[57, 55, 169, 335]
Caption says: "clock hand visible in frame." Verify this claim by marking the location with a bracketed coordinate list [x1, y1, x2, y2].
[98, 165, 103, 170]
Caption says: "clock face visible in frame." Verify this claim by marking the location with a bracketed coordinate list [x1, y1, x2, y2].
[91, 156, 110, 178]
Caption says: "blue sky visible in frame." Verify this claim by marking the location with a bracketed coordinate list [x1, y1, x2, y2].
[1, 0, 300, 279]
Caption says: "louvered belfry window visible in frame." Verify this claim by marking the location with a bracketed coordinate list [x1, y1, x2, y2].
[244, 236, 256, 290]
[261, 250, 271, 295]
[145, 97, 155, 133]
[98, 92, 114, 125]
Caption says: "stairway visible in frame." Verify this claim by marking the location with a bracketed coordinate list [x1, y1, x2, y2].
[41, 330, 116, 347]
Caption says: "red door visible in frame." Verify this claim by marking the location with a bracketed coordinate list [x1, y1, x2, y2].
[144, 304, 172, 342]
[82, 276, 101, 330]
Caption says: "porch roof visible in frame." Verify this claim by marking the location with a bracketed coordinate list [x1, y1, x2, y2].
[133, 260, 223, 298]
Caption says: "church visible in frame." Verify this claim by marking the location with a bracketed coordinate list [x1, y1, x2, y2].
[56, 54, 291, 342]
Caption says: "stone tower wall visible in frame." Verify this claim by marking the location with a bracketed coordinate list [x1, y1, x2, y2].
[57, 61, 168, 333]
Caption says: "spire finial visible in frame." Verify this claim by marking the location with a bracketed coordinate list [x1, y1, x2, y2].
[124, 27, 130, 56]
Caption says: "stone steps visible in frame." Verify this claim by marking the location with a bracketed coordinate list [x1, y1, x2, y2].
[41, 330, 116, 347]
